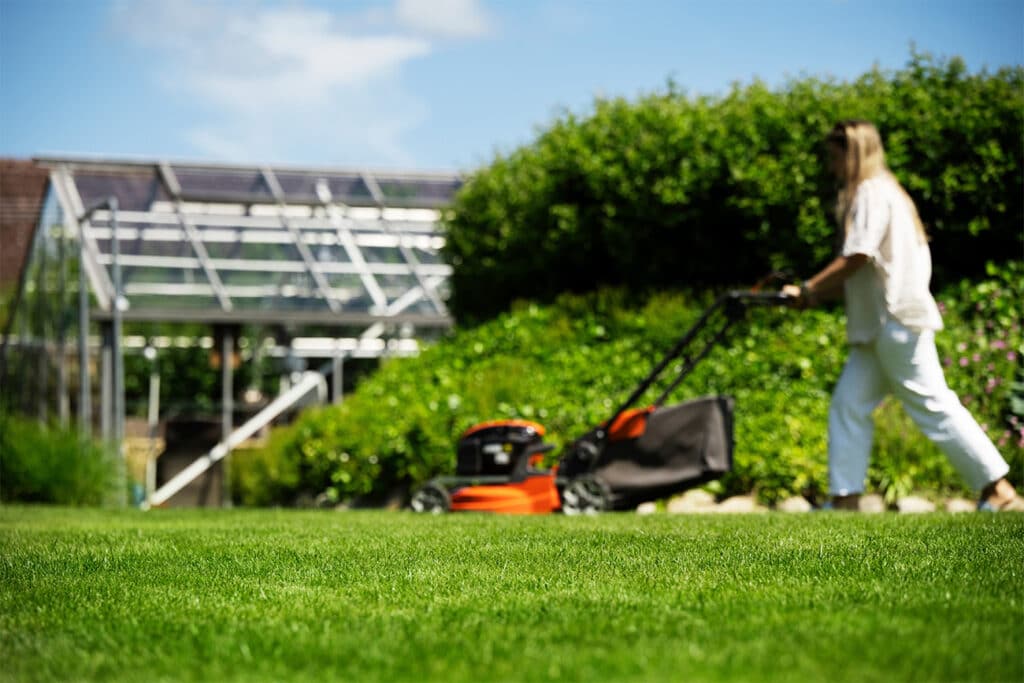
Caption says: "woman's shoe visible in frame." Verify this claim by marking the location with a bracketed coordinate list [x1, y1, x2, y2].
[977, 494, 1024, 512]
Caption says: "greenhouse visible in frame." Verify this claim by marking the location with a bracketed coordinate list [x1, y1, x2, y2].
[0, 156, 460, 506]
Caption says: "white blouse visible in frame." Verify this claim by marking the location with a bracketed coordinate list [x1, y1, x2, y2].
[840, 174, 944, 343]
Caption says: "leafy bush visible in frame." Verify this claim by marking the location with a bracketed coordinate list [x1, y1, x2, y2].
[229, 427, 304, 507]
[0, 414, 120, 505]
[443, 52, 1023, 321]
[237, 264, 1022, 506]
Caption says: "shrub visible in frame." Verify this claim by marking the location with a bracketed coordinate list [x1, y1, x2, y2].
[229, 427, 304, 507]
[443, 52, 1023, 321]
[0, 414, 120, 505]
[240, 264, 1021, 506]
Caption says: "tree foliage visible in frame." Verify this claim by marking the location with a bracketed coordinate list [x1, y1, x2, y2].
[443, 52, 1023, 321]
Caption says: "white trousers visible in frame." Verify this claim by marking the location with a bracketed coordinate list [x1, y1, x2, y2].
[829, 319, 1009, 495]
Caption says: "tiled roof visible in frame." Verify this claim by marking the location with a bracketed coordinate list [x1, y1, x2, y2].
[0, 159, 49, 289]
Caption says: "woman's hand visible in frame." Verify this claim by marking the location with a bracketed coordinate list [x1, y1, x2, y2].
[781, 283, 808, 309]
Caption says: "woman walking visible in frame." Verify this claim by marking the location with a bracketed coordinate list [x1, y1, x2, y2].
[783, 119, 1021, 511]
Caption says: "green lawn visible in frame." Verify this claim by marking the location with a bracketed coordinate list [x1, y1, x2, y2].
[1, 507, 1021, 683]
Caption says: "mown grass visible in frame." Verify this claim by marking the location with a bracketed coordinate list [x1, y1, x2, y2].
[1, 507, 1022, 683]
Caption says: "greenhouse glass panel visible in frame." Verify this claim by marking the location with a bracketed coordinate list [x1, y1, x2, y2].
[75, 168, 168, 211]
[377, 273, 418, 296]
[323, 273, 364, 290]
[121, 264, 211, 287]
[32, 156, 459, 327]
[172, 166, 274, 202]
[127, 294, 221, 311]
[274, 171, 375, 205]
[202, 238, 302, 262]
[409, 296, 442, 315]
[218, 268, 306, 287]
[310, 243, 352, 264]
[2, 187, 83, 421]
[93, 230, 193, 258]
[376, 176, 462, 207]
[361, 246, 404, 264]
[411, 247, 443, 265]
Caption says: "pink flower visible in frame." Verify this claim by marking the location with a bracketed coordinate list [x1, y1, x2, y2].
[972, 353, 982, 363]
[956, 342, 968, 352]
[959, 357, 969, 367]
[1009, 351, 1018, 362]
[943, 357, 953, 367]
[991, 340, 1006, 350]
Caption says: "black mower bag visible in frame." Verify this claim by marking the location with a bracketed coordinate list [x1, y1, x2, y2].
[560, 395, 734, 510]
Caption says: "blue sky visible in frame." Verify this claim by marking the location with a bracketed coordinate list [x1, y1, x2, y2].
[1, 0, 1022, 172]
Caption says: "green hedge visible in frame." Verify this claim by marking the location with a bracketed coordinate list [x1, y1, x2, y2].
[232, 263, 1022, 506]
[0, 414, 120, 505]
[442, 52, 1023, 321]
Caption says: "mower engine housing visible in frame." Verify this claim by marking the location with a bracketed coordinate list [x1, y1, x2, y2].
[456, 420, 547, 477]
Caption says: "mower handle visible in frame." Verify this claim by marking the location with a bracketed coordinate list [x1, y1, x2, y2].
[592, 288, 792, 442]
[725, 289, 794, 306]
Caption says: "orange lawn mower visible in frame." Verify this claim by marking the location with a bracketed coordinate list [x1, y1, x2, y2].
[409, 290, 791, 514]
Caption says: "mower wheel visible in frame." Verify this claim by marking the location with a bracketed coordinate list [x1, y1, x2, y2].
[410, 483, 451, 514]
[560, 475, 611, 515]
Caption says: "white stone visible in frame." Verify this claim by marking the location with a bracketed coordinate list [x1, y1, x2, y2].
[858, 494, 888, 513]
[896, 496, 937, 514]
[636, 502, 658, 515]
[667, 489, 717, 514]
[944, 498, 977, 514]
[712, 495, 769, 514]
[775, 496, 812, 513]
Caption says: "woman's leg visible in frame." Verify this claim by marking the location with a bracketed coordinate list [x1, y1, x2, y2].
[874, 320, 1010, 491]
[828, 345, 888, 497]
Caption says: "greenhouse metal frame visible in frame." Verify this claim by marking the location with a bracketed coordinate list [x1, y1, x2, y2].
[1, 156, 460, 506]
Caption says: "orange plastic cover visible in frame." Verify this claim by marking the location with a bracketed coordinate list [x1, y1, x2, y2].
[605, 406, 654, 442]
[450, 474, 560, 514]
[461, 419, 546, 439]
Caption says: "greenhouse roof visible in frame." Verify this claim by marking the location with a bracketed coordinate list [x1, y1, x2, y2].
[36, 156, 461, 328]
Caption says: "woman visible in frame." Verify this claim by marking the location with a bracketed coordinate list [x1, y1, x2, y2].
[783, 119, 1021, 511]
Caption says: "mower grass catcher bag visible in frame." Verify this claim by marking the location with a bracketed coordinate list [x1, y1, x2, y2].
[558, 395, 735, 511]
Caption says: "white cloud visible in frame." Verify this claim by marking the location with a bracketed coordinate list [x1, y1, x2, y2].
[395, 0, 493, 39]
[111, 0, 490, 166]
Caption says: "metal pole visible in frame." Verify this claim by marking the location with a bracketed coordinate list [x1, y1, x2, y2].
[146, 370, 327, 509]
[57, 218, 69, 426]
[110, 197, 126, 504]
[145, 345, 160, 505]
[100, 322, 112, 442]
[221, 326, 234, 508]
[332, 352, 344, 404]
[78, 224, 91, 437]
[36, 223, 48, 422]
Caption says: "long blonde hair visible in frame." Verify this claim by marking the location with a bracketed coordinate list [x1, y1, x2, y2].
[826, 120, 927, 242]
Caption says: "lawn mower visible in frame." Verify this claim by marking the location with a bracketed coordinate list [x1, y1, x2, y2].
[409, 289, 790, 514]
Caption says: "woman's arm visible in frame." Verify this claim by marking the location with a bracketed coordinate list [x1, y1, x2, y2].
[782, 253, 869, 307]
